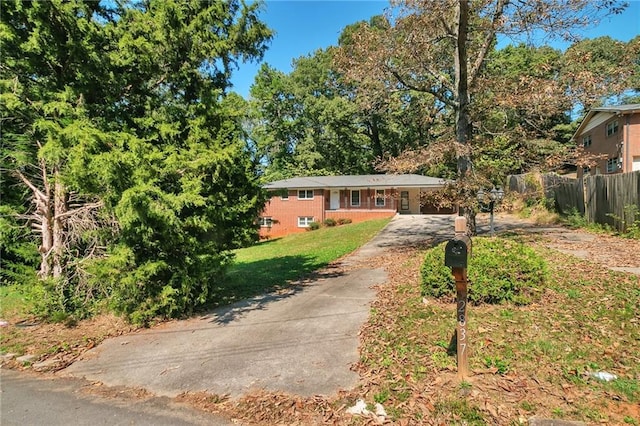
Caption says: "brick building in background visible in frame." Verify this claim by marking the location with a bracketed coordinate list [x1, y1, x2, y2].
[259, 174, 449, 238]
[573, 104, 640, 178]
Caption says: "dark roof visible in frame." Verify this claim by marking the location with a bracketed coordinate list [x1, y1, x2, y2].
[264, 174, 447, 190]
[590, 104, 640, 113]
[572, 104, 640, 141]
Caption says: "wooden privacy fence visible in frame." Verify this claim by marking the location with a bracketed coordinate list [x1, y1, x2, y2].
[506, 171, 640, 232]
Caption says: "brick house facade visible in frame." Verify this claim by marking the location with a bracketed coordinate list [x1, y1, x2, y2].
[573, 104, 640, 178]
[259, 174, 448, 238]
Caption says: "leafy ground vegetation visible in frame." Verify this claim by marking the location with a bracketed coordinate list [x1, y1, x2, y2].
[349, 233, 639, 425]
[2, 216, 639, 424]
[0, 219, 390, 368]
[180, 218, 640, 425]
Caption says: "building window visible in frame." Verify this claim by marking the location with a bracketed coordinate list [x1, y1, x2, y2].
[375, 189, 385, 206]
[606, 120, 618, 137]
[281, 191, 289, 200]
[606, 157, 621, 173]
[298, 190, 314, 200]
[259, 217, 273, 227]
[582, 135, 592, 147]
[298, 216, 314, 227]
[351, 190, 360, 206]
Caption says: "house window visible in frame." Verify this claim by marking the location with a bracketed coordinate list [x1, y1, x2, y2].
[375, 189, 385, 206]
[281, 191, 289, 200]
[606, 120, 618, 137]
[298, 190, 314, 200]
[351, 190, 360, 206]
[259, 217, 273, 227]
[606, 157, 621, 173]
[582, 135, 592, 147]
[298, 216, 314, 227]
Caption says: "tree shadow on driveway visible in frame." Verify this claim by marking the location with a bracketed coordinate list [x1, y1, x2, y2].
[205, 256, 347, 325]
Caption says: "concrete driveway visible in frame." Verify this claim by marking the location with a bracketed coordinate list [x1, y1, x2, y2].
[62, 214, 456, 399]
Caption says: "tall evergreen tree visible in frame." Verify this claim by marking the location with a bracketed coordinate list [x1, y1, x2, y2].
[1, 0, 272, 322]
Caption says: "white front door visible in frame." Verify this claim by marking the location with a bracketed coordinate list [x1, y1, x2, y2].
[400, 191, 410, 211]
[330, 190, 340, 210]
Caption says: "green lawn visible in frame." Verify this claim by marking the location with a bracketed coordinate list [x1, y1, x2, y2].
[211, 218, 391, 306]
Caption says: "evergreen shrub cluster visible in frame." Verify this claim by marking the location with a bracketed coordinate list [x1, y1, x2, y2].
[309, 218, 353, 231]
[421, 237, 548, 305]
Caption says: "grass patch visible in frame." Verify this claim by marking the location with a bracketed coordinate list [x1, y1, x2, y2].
[434, 399, 486, 424]
[213, 218, 391, 305]
[359, 231, 640, 424]
[0, 284, 37, 321]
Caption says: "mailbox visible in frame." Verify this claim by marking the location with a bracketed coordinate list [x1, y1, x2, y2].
[444, 236, 470, 268]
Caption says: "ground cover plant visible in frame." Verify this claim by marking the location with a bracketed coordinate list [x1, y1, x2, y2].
[0, 218, 390, 365]
[218, 218, 391, 305]
[351, 233, 640, 424]
[184, 229, 639, 425]
[421, 237, 548, 305]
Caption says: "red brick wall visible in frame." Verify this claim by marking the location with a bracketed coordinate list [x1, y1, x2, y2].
[578, 113, 640, 177]
[259, 189, 326, 239]
[335, 189, 398, 211]
[626, 114, 640, 172]
[258, 188, 397, 239]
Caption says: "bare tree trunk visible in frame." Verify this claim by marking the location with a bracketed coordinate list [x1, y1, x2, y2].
[38, 193, 54, 278]
[454, 0, 476, 234]
[52, 169, 67, 279]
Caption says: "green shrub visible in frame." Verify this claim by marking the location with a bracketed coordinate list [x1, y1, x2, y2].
[421, 237, 548, 305]
[323, 218, 337, 227]
[609, 204, 640, 239]
[308, 222, 321, 230]
[337, 218, 352, 225]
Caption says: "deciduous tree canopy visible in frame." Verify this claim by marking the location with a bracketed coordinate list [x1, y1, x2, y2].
[332, 0, 634, 229]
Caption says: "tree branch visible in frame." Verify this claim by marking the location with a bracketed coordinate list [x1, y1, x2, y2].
[469, 0, 508, 88]
[54, 201, 103, 221]
[388, 69, 458, 108]
[14, 169, 47, 203]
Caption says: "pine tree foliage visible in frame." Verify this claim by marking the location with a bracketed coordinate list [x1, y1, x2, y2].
[1, 0, 272, 323]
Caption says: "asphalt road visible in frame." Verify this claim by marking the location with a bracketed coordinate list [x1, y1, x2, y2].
[61, 214, 455, 398]
[0, 369, 229, 426]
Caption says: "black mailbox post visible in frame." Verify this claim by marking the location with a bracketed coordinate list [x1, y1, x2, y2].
[445, 236, 470, 269]
[446, 217, 471, 379]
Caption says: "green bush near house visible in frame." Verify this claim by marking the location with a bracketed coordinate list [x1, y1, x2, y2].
[421, 237, 548, 305]
[308, 222, 321, 230]
[323, 218, 337, 227]
[337, 218, 352, 225]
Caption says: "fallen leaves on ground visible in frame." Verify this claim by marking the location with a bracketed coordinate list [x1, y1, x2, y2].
[3, 217, 639, 425]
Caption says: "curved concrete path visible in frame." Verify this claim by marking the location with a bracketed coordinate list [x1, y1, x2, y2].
[62, 214, 455, 399]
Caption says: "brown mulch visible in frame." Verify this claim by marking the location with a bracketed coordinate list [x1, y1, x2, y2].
[1, 314, 135, 372]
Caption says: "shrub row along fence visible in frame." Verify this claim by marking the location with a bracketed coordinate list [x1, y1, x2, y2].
[507, 171, 640, 232]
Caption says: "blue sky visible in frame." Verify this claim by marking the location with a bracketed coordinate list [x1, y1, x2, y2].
[230, 0, 640, 98]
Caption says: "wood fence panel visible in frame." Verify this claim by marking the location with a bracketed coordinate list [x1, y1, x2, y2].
[554, 177, 584, 215]
[506, 171, 639, 231]
[585, 172, 640, 231]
